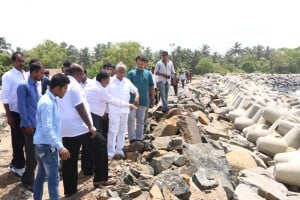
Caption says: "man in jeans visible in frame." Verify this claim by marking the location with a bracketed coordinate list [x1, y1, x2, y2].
[17, 61, 44, 191]
[127, 55, 154, 143]
[33, 73, 70, 200]
[155, 51, 175, 113]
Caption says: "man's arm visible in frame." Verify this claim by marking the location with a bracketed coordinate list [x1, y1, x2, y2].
[17, 84, 34, 134]
[1, 73, 14, 126]
[75, 103, 96, 137]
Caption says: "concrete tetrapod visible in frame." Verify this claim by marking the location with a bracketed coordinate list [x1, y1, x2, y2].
[244, 119, 296, 144]
[273, 150, 300, 187]
[256, 124, 300, 157]
[233, 104, 264, 131]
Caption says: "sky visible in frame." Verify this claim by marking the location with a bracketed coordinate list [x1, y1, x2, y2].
[1, 0, 300, 54]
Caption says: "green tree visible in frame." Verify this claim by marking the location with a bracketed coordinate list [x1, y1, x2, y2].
[0, 53, 11, 84]
[196, 57, 214, 74]
[241, 61, 255, 73]
[26, 40, 67, 68]
[102, 41, 142, 70]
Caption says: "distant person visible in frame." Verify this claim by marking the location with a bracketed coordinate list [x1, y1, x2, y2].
[127, 55, 154, 143]
[57, 64, 97, 197]
[107, 63, 138, 159]
[180, 71, 186, 88]
[17, 61, 44, 192]
[1, 52, 26, 177]
[41, 70, 50, 95]
[151, 67, 159, 104]
[171, 72, 179, 96]
[103, 62, 115, 77]
[33, 73, 70, 200]
[154, 51, 175, 113]
[61, 60, 72, 74]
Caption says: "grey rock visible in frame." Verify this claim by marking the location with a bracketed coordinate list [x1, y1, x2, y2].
[238, 168, 288, 200]
[151, 136, 183, 151]
[177, 116, 203, 144]
[183, 143, 234, 199]
[174, 155, 188, 167]
[154, 171, 191, 200]
[192, 167, 219, 190]
[137, 174, 155, 191]
[233, 184, 265, 200]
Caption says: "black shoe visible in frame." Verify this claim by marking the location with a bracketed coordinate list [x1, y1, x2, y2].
[129, 139, 137, 144]
[22, 182, 33, 192]
[65, 191, 77, 198]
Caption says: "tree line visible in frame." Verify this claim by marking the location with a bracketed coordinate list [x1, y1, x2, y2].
[1, 37, 300, 82]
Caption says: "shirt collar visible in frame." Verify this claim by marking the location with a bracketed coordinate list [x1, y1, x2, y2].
[46, 90, 56, 101]
[68, 75, 77, 82]
[12, 67, 25, 74]
[28, 77, 37, 86]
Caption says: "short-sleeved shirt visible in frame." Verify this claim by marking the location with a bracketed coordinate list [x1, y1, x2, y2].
[1, 67, 27, 113]
[127, 68, 154, 107]
[154, 60, 175, 84]
[57, 76, 92, 137]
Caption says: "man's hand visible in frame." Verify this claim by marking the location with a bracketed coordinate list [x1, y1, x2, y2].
[60, 147, 70, 160]
[25, 126, 34, 134]
[129, 104, 137, 109]
[150, 99, 155, 108]
[89, 126, 97, 138]
[6, 113, 15, 127]
[133, 97, 139, 107]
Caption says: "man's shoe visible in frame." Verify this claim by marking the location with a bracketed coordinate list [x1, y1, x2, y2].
[65, 190, 77, 198]
[113, 154, 125, 160]
[94, 179, 117, 188]
[129, 139, 137, 144]
[22, 182, 33, 192]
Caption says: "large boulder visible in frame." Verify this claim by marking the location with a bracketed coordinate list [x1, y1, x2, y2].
[226, 150, 257, 171]
[152, 116, 179, 137]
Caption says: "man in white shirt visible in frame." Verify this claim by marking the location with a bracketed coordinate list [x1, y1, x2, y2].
[107, 62, 139, 159]
[57, 64, 97, 197]
[84, 69, 136, 187]
[154, 51, 175, 113]
[1, 52, 26, 176]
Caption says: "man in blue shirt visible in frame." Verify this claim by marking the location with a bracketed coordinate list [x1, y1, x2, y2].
[17, 60, 44, 191]
[127, 55, 155, 143]
[33, 73, 70, 200]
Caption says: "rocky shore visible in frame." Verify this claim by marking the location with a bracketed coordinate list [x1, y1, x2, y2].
[1, 74, 300, 199]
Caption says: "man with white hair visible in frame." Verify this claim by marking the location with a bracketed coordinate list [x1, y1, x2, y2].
[107, 62, 139, 159]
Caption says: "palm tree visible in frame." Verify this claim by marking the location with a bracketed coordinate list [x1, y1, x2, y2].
[200, 44, 210, 57]
[230, 42, 243, 67]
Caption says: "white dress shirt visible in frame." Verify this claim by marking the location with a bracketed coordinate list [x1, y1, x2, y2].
[57, 76, 92, 137]
[1, 67, 27, 113]
[154, 60, 175, 84]
[108, 77, 138, 114]
[84, 79, 131, 117]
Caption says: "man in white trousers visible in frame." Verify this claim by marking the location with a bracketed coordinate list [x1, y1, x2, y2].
[107, 62, 139, 159]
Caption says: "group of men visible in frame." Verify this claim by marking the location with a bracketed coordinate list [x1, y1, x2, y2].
[1, 51, 175, 199]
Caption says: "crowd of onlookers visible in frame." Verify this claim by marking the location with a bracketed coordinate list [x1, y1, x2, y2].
[0, 50, 193, 199]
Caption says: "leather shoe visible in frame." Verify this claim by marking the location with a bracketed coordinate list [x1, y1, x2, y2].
[94, 179, 117, 187]
[22, 182, 33, 192]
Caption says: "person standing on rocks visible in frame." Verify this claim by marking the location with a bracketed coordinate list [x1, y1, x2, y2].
[171, 72, 179, 96]
[17, 61, 44, 192]
[1, 52, 27, 177]
[107, 62, 139, 159]
[180, 71, 186, 88]
[56, 64, 97, 197]
[127, 55, 155, 143]
[154, 51, 175, 113]
[33, 73, 70, 200]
